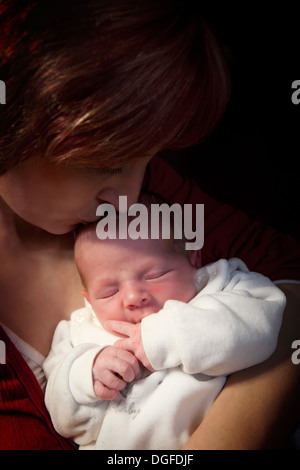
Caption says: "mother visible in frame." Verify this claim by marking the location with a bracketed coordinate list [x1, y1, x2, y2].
[0, 0, 299, 449]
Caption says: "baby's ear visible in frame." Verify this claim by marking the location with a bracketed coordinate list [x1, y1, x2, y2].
[81, 289, 90, 303]
[190, 250, 202, 269]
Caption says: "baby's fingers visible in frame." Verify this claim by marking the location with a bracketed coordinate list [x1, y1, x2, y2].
[92, 346, 140, 401]
[114, 349, 140, 382]
[99, 368, 127, 391]
[93, 380, 120, 401]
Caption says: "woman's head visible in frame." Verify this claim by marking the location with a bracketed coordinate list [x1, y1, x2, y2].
[0, 1, 230, 233]
[0, 0, 230, 175]
[0, 156, 151, 234]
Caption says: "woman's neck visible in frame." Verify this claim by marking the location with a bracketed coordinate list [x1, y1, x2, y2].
[0, 197, 84, 356]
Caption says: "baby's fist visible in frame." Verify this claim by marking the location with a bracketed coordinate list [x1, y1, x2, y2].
[92, 346, 140, 400]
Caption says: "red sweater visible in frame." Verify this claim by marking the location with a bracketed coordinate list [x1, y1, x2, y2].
[0, 327, 74, 450]
[1, 157, 300, 450]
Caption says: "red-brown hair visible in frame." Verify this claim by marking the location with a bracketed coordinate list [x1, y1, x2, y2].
[0, 0, 230, 174]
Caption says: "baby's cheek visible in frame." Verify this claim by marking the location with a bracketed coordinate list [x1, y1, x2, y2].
[93, 302, 116, 325]
[146, 284, 168, 310]
[167, 280, 196, 303]
[152, 281, 181, 305]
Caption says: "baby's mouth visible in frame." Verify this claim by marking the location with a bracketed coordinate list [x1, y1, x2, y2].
[133, 308, 159, 324]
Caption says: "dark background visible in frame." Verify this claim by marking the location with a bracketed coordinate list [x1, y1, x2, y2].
[164, 5, 300, 242]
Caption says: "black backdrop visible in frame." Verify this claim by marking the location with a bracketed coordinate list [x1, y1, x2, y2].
[164, 5, 300, 242]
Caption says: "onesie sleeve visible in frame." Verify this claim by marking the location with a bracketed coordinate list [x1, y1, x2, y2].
[141, 258, 286, 376]
[43, 314, 109, 446]
[143, 157, 300, 282]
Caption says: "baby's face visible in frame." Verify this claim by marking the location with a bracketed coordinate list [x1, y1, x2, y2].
[79, 236, 197, 334]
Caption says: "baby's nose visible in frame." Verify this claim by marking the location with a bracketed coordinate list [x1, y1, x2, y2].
[123, 285, 151, 310]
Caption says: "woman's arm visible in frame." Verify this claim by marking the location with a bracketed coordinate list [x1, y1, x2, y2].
[182, 283, 300, 450]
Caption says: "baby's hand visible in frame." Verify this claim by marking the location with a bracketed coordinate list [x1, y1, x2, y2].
[106, 320, 155, 372]
[92, 346, 140, 400]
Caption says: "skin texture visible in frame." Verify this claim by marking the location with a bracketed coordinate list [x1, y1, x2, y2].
[0, 158, 299, 448]
[1, 1, 298, 450]
[77, 234, 197, 399]
[0, 157, 151, 354]
[0, 157, 151, 234]
[80, 236, 196, 327]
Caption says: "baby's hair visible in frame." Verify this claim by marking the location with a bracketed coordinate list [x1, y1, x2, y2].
[74, 191, 195, 282]
[74, 222, 100, 288]
[136, 191, 192, 261]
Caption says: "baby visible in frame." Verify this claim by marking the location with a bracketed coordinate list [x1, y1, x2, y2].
[44, 196, 286, 450]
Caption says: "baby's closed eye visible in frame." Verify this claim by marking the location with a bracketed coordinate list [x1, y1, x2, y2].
[96, 287, 119, 299]
[144, 269, 173, 281]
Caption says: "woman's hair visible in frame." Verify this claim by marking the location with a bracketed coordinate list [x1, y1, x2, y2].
[0, 0, 230, 175]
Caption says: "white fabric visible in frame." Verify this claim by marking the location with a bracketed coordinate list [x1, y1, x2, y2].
[43, 258, 286, 450]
